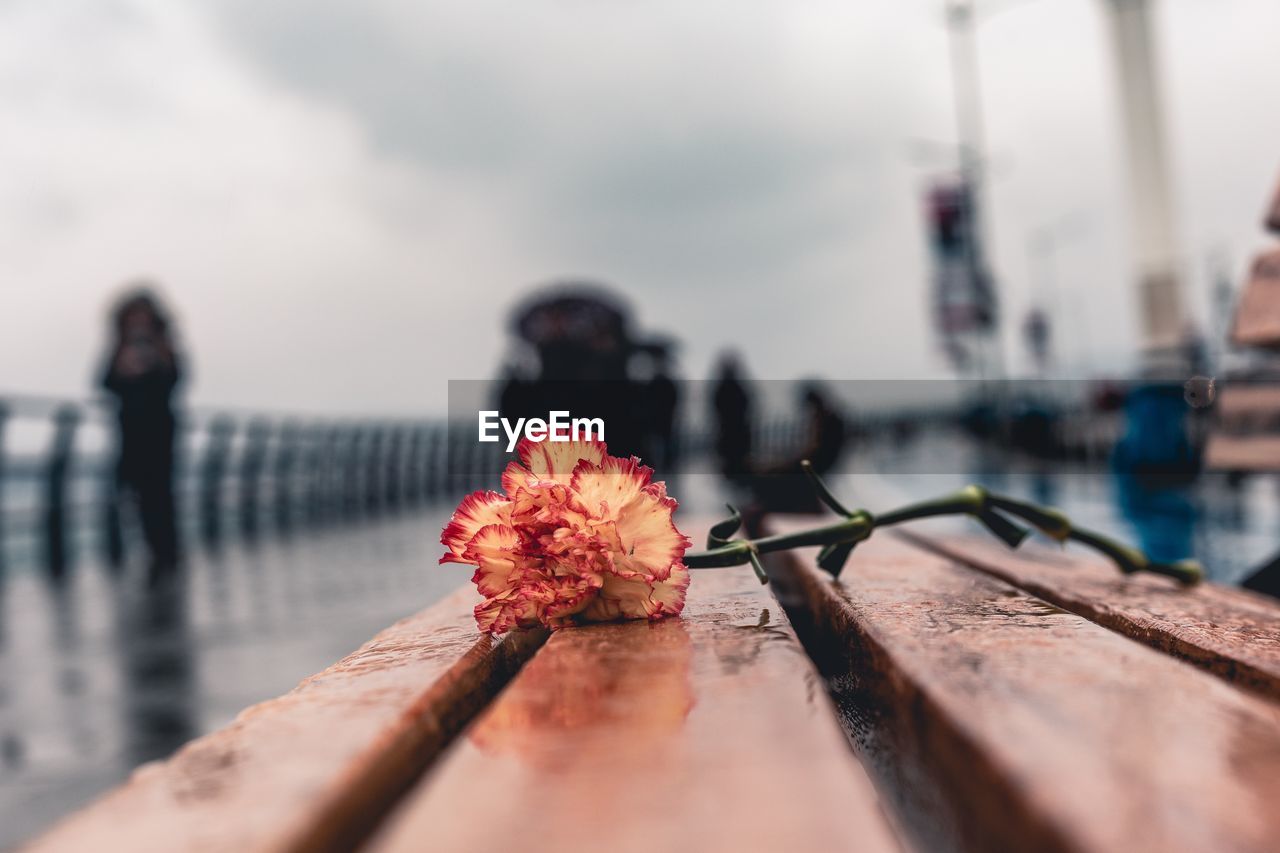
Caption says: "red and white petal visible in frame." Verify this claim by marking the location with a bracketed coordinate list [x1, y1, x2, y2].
[465, 524, 526, 597]
[511, 592, 545, 629]
[474, 592, 517, 635]
[642, 478, 677, 508]
[569, 455, 652, 519]
[500, 461, 538, 496]
[440, 491, 513, 564]
[611, 489, 690, 581]
[581, 565, 688, 621]
[517, 437, 607, 483]
[543, 581, 599, 622]
[567, 521, 642, 580]
[578, 573, 655, 622]
[647, 563, 690, 617]
[509, 482, 581, 528]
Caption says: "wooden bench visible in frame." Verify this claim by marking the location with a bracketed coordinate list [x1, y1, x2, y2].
[23, 588, 548, 853]
[364, 568, 900, 853]
[761, 524, 1280, 853]
[24, 519, 1280, 852]
[899, 530, 1280, 700]
[23, 525, 899, 853]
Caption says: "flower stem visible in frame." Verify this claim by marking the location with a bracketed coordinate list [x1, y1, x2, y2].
[683, 478, 1203, 586]
[685, 513, 873, 568]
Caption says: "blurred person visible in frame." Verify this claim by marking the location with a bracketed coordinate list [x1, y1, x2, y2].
[1110, 384, 1199, 487]
[711, 352, 752, 482]
[646, 348, 680, 472]
[796, 382, 846, 475]
[497, 284, 665, 460]
[1114, 470, 1196, 568]
[752, 382, 847, 514]
[100, 288, 185, 577]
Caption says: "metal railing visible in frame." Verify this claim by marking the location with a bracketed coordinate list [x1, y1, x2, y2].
[5, 389, 1098, 574]
[0, 391, 842, 573]
[0, 394, 500, 573]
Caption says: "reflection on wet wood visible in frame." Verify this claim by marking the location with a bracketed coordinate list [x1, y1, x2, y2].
[24, 587, 547, 853]
[902, 531, 1280, 701]
[767, 535, 1280, 853]
[368, 569, 902, 853]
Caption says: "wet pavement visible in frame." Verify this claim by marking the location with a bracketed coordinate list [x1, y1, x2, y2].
[0, 510, 471, 848]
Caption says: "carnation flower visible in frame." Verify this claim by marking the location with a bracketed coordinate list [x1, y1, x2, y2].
[440, 438, 691, 634]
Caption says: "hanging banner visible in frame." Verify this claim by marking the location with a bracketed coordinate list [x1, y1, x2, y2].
[924, 180, 997, 343]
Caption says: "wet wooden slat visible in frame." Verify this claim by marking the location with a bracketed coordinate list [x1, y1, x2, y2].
[1204, 434, 1280, 471]
[767, 535, 1280, 853]
[368, 568, 903, 853]
[24, 587, 547, 853]
[1204, 383, 1280, 470]
[1232, 248, 1280, 348]
[903, 531, 1280, 701]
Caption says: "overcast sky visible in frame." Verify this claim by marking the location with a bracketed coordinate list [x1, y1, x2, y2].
[1, 0, 1277, 415]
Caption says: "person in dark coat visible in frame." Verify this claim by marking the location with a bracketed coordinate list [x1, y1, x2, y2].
[101, 289, 184, 574]
[644, 349, 680, 474]
[797, 383, 846, 475]
[750, 382, 847, 513]
[711, 353, 752, 482]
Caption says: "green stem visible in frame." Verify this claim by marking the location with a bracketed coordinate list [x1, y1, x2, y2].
[684, 513, 873, 568]
[871, 487, 980, 527]
[683, 483, 1203, 586]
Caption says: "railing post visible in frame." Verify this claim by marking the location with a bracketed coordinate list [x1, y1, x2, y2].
[343, 426, 363, 520]
[200, 417, 235, 548]
[364, 425, 384, 515]
[239, 418, 269, 538]
[0, 401, 7, 572]
[44, 406, 81, 579]
[273, 421, 298, 532]
[322, 424, 344, 524]
[383, 425, 403, 512]
[303, 424, 328, 526]
[102, 444, 124, 569]
[424, 424, 444, 499]
[403, 425, 423, 507]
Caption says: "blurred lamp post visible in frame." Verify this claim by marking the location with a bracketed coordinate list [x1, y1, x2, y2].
[1103, 0, 1186, 365]
[942, 0, 1004, 381]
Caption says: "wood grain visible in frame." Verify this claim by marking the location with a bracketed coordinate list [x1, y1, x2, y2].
[24, 587, 547, 853]
[368, 568, 903, 853]
[903, 531, 1280, 701]
[766, 535, 1280, 853]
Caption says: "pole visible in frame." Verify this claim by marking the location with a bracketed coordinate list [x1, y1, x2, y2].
[1103, 0, 1185, 363]
[945, 0, 1004, 381]
[44, 406, 81, 578]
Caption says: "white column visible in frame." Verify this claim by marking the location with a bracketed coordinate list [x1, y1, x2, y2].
[1103, 0, 1185, 356]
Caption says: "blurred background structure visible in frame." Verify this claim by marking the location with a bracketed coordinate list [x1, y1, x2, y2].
[4, 0, 1280, 846]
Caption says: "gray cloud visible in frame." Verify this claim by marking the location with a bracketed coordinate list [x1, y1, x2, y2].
[4, 0, 1279, 413]
[197, 0, 928, 371]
